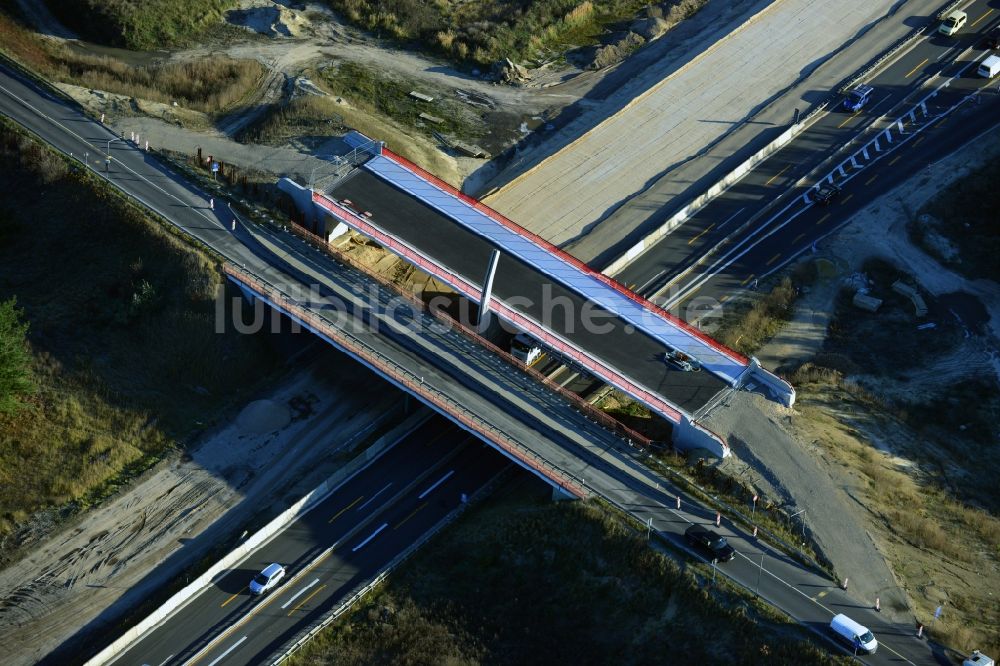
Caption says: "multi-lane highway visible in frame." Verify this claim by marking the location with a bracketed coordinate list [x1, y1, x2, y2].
[615, 0, 1000, 313]
[0, 46, 948, 665]
[108, 417, 507, 666]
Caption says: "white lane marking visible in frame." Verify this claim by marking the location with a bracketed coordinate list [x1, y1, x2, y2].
[418, 470, 455, 499]
[280, 578, 320, 610]
[356, 483, 392, 511]
[636, 268, 666, 294]
[0, 82, 224, 237]
[155, 656, 174, 666]
[352, 523, 388, 552]
[735, 552, 915, 664]
[717, 207, 746, 230]
[206, 636, 247, 666]
[662, 86, 981, 308]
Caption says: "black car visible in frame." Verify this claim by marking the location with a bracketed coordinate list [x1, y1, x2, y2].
[983, 26, 1000, 50]
[685, 524, 736, 562]
[807, 182, 841, 206]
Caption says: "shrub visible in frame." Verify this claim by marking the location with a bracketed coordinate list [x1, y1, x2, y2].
[0, 297, 34, 414]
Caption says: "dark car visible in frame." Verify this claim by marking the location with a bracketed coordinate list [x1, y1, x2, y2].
[807, 182, 841, 206]
[685, 524, 736, 562]
[842, 84, 873, 112]
[984, 26, 1000, 50]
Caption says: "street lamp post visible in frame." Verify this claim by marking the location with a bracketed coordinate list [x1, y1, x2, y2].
[105, 136, 122, 172]
[790, 508, 806, 539]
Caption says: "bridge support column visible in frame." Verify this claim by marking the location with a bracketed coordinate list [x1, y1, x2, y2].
[477, 249, 500, 329]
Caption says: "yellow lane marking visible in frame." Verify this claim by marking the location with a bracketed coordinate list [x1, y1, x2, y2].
[329, 496, 363, 523]
[719, 294, 731, 304]
[816, 213, 831, 226]
[840, 194, 854, 204]
[628, 283, 636, 291]
[837, 112, 858, 129]
[971, 9, 994, 27]
[764, 165, 790, 186]
[792, 233, 805, 244]
[688, 222, 716, 245]
[814, 590, 830, 601]
[933, 116, 949, 128]
[889, 155, 903, 166]
[288, 584, 327, 616]
[864, 174, 878, 186]
[220, 591, 241, 608]
[905, 58, 928, 79]
[740, 274, 755, 287]
[765, 253, 781, 267]
[394, 502, 428, 529]
[913, 136, 924, 147]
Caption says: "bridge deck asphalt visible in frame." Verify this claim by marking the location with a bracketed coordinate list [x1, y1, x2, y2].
[331, 168, 728, 415]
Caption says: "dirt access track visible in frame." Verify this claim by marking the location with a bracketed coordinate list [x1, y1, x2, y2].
[0, 356, 404, 665]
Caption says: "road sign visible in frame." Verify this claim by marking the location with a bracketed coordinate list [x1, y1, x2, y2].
[211, 161, 220, 172]
[934, 605, 943, 619]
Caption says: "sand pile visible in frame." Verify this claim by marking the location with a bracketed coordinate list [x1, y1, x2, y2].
[236, 399, 291, 433]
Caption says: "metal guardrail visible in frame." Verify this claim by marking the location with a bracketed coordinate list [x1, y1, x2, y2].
[283, 216, 661, 449]
[226, 264, 590, 497]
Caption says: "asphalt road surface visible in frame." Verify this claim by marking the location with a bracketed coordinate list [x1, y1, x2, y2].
[616, 0, 1000, 313]
[0, 60, 948, 666]
[330, 169, 729, 414]
[109, 417, 507, 666]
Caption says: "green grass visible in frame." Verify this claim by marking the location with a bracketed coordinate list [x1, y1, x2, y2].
[288, 484, 846, 665]
[0, 122, 280, 537]
[316, 61, 482, 140]
[48, 0, 238, 49]
[914, 152, 1000, 281]
[0, 297, 33, 413]
[327, 0, 661, 66]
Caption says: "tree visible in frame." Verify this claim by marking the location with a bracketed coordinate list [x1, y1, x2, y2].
[0, 297, 34, 413]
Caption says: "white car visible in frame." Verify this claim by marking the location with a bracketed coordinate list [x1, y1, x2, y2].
[939, 10, 967, 36]
[249, 563, 285, 595]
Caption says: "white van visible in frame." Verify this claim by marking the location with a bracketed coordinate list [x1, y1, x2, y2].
[830, 614, 878, 654]
[978, 55, 1000, 79]
[510, 332, 542, 366]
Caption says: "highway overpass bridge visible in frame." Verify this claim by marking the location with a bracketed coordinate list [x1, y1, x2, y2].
[278, 133, 795, 457]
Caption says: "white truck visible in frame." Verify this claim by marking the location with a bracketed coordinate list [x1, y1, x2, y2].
[978, 54, 1000, 79]
[510, 332, 542, 366]
[964, 650, 995, 666]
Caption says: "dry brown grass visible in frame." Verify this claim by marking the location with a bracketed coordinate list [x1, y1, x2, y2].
[0, 10, 263, 115]
[790, 386, 1000, 656]
[712, 277, 798, 354]
[0, 123, 279, 539]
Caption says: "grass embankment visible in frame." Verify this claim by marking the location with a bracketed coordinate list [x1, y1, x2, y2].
[0, 124, 279, 538]
[710, 263, 817, 356]
[330, 0, 636, 65]
[242, 92, 459, 185]
[910, 151, 1000, 281]
[787, 256, 1000, 654]
[0, 9, 262, 115]
[49, 0, 237, 49]
[289, 484, 845, 665]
